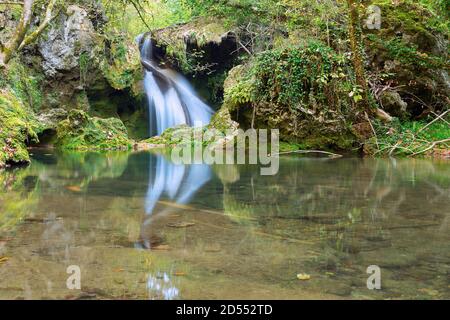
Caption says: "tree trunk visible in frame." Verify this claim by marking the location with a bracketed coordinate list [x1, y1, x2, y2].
[347, 0, 372, 115]
[0, 0, 34, 66]
[0, 0, 56, 67]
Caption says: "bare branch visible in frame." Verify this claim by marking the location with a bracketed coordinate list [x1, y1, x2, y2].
[18, 0, 58, 51]
[0, 1, 24, 5]
[0, 0, 34, 66]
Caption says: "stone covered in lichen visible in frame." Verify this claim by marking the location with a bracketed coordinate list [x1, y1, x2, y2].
[55, 110, 133, 151]
[0, 90, 40, 168]
[365, 0, 449, 116]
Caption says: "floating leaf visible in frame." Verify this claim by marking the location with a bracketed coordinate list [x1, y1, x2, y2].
[65, 185, 82, 192]
[296, 273, 311, 281]
[0, 256, 10, 265]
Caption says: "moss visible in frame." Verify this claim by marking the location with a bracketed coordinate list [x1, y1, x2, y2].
[0, 90, 40, 168]
[55, 110, 133, 151]
[101, 36, 143, 95]
[0, 58, 44, 112]
[208, 107, 238, 133]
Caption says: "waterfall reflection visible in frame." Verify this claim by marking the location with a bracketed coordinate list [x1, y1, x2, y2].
[144, 154, 212, 219]
[136, 154, 212, 254]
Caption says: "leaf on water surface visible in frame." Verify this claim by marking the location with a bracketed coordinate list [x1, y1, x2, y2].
[174, 271, 186, 276]
[0, 256, 10, 265]
[167, 222, 196, 228]
[65, 185, 82, 192]
[152, 244, 170, 251]
[113, 268, 125, 273]
[296, 273, 311, 281]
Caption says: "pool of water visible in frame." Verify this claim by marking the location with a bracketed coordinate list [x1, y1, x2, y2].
[0, 150, 449, 299]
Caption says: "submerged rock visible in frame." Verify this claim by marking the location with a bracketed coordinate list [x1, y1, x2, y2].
[55, 110, 133, 151]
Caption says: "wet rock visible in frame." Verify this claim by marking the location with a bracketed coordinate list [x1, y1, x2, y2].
[36, 108, 68, 130]
[380, 91, 408, 118]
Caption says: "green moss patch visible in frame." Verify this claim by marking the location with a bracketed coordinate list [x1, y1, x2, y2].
[55, 110, 133, 151]
[0, 90, 40, 168]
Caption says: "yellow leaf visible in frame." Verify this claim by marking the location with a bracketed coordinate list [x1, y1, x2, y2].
[0, 256, 10, 265]
[297, 273, 311, 281]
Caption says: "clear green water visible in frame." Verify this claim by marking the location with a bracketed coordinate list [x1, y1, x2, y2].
[0, 150, 449, 299]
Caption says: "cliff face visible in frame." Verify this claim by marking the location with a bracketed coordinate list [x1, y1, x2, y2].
[0, 2, 146, 166]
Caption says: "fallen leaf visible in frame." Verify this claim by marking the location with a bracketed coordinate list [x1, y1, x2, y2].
[297, 273, 311, 281]
[167, 222, 195, 228]
[174, 272, 186, 277]
[113, 268, 125, 273]
[65, 185, 82, 192]
[0, 256, 10, 265]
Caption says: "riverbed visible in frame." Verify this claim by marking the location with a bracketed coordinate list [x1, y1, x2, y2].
[0, 150, 449, 299]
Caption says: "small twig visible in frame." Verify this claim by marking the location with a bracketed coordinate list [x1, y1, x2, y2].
[417, 110, 449, 134]
[365, 111, 379, 151]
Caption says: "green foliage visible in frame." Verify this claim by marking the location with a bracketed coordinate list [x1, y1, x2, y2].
[368, 115, 450, 156]
[368, 36, 448, 69]
[55, 110, 133, 151]
[227, 41, 353, 113]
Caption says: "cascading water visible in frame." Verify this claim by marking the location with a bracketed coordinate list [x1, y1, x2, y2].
[138, 35, 213, 136]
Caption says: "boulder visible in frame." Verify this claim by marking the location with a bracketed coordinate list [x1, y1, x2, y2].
[55, 110, 133, 151]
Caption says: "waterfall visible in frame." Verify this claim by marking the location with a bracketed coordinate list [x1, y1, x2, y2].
[138, 35, 213, 136]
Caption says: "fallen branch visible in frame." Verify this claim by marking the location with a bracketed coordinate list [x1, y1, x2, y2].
[273, 150, 343, 158]
[0, 1, 24, 5]
[409, 138, 450, 157]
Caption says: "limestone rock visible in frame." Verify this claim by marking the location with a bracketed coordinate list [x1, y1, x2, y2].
[39, 5, 98, 77]
[380, 91, 408, 118]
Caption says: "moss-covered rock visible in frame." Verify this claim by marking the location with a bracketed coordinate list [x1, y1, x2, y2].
[221, 42, 358, 150]
[365, 0, 449, 117]
[55, 110, 133, 151]
[0, 90, 40, 168]
[101, 36, 143, 96]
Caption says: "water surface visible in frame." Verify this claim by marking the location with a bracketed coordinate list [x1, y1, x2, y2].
[0, 151, 449, 299]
